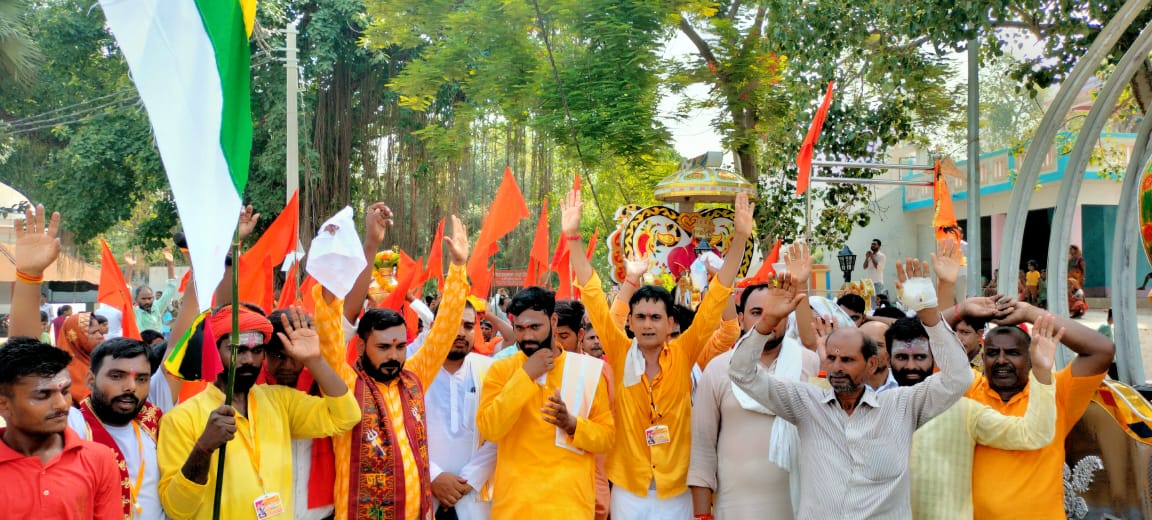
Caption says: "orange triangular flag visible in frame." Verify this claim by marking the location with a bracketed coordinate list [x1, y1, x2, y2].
[467, 167, 530, 297]
[380, 259, 419, 312]
[424, 218, 445, 290]
[299, 276, 318, 314]
[98, 240, 141, 340]
[585, 228, 599, 260]
[237, 254, 274, 313]
[525, 200, 550, 288]
[242, 190, 299, 268]
[177, 269, 191, 293]
[742, 238, 783, 287]
[556, 257, 573, 300]
[796, 81, 835, 196]
[277, 261, 299, 310]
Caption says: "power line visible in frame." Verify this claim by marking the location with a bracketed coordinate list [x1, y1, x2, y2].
[1, 53, 274, 137]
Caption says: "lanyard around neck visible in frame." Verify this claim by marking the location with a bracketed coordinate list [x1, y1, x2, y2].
[235, 395, 265, 490]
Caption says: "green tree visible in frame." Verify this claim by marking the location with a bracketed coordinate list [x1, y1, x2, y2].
[0, 0, 41, 87]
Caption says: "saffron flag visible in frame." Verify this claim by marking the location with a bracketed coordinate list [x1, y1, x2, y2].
[796, 81, 835, 196]
[467, 167, 530, 297]
[932, 159, 963, 244]
[740, 238, 783, 287]
[242, 190, 299, 269]
[424, 218, 445, 290]
[585, 228, 599, 260]
[98, 240, 141, 341]
[525, 200, 550, 288]
[99, 0, 257, 311]
[277, 261, 299, 309]
[237, 254, 274, 313]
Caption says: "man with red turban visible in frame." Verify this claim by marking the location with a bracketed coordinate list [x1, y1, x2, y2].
[157, 305, 362, 519]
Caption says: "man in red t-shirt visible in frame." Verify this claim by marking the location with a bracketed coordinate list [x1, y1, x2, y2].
[0, 337, 122, 519]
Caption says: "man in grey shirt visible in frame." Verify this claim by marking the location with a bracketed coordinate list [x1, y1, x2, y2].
[729, 259, 972, 519]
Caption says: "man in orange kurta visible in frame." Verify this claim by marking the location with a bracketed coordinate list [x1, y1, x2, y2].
[477, 287, 615, 519]
[966, 301, 1113, 519]
[561, 189, 754, 517]
[316, 216, 471, 520]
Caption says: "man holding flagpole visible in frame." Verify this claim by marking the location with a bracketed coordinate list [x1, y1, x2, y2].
[157, 307, 361, 520]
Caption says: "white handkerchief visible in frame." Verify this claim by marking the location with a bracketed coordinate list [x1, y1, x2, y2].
[621, 339, 646, 388]
[305, 207, 366, 298]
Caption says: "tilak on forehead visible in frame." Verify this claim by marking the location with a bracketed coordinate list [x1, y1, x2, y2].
[891, 337, 931, 354]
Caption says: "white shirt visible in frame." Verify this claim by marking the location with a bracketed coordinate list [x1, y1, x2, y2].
[149, 371, 175, 414]
[864, 250, 887, 284]
[425, 354, 498, 519]
[292, 438, 334, 520]
[867, 369, 900, 394]
[68, 408, 166, 519]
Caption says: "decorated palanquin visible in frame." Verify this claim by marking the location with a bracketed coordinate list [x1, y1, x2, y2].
[1064, 380, 1152, 518]
[838, 279, 876, 312]
[606, 152, 758, 307]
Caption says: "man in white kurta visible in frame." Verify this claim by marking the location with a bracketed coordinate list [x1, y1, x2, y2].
[426, 353, 497, 518]
[689, 343, 818, 519]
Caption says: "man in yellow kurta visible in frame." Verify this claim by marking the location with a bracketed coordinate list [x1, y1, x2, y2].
[561, 189, 753, 517]
[158, 307, 361, 520]
[477, 286, 615, 518]
[316, 214, 471, 520]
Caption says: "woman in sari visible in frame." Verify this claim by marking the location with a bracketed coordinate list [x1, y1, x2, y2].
[56, 312, 105, 403]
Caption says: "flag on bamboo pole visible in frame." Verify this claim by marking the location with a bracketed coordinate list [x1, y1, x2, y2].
[796, 81, 835, 196]
[525, 200, 550, 288]
[98, 0, 257, 312]
[467, 167, 530, 297]
[98, 240, 141, 341]
[425, 218, 445, 290]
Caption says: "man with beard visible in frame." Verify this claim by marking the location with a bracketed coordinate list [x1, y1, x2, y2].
[64, 338, 166, 519]
[890, 314, 1058, 519]
[0, 338, 123, 519]
[566, 190, 751, 518]
[262, 308, 338, 520]
[314, 213, 472, 520]
[554, 299, 614, 520]
[966, 300, 1114, 519]
[689, 277, 820, 519]
[477, 287, 615, 519]
[860, 320, 898, 393]
[420, 299, 497, 519]
[133, 249, 178, 334]
[729, 259, 972, 518]
[158, 306, 360, 520]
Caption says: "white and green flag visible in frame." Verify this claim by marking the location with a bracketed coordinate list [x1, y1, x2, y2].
[99, 0, 256, 310]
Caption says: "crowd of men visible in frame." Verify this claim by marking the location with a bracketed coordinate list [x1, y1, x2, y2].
[0, 191, 1116, 519]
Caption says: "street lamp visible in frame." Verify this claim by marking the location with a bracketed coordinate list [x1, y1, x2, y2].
[837, 246, 857, 284]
